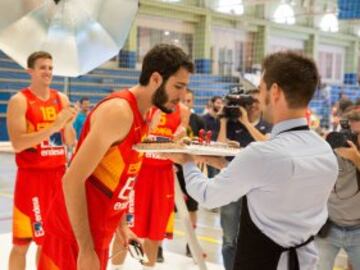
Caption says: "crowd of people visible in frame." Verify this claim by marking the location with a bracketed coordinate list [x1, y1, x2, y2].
[6, 45, 360, 270]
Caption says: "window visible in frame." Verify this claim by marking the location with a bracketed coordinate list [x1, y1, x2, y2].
[268, 36, 304, 54]
[137, 27, 193, 63]
[318, 45, 344, 84]
[235, 41, 245, 74]
[216, 0, 244, 15]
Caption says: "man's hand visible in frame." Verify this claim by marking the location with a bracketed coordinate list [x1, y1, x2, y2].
[161, 153, 195, 164]
[116, 224, 140, 249]
[162, 154, 227, 170]
[174, 126, 187, 141]
[335, 140, 360, 163]
[220, 117, 228, 125]
[194, 155, 228, 170]
[238, 107, 250, 125]
[53, 107, 78, 132]
[77, 248, 100, 270]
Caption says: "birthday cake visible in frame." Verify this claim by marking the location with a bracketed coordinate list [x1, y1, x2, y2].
[133, 136, 241, 156]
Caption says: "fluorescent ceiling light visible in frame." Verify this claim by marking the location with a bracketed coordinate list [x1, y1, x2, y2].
[273, 2, 296, 25]
[216, 0, 244, 15]
[320, 13, 339, 32]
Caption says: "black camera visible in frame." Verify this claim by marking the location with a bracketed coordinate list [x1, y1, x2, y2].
[221, 86, 256, 121]
[326, 119, 358, 149]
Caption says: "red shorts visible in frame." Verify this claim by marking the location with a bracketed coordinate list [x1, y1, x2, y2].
[38, 233, 108, 270]
[12, 167, 65, 245]
[131, 162, 175, 241]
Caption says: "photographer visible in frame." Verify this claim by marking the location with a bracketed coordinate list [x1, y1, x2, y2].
[317, 110, 360, 270]
[217, 88, 271, 270]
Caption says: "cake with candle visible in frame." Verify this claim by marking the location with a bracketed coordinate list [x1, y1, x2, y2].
[133, 132, 241, 156]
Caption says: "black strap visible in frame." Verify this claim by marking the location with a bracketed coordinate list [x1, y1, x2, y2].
[278, 125, 309, 134]
[283, 235, 314, 270]
[280, 125, 313, 270]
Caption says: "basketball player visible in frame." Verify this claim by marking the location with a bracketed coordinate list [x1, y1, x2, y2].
[111, 102, 189, 269]
[7, 51, 77, 270]
[38, 44, 194, 270]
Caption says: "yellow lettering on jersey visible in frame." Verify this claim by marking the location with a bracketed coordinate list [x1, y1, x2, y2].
[37, 122, 51, 130]
[40, 106, 57, 121]
[159, 114, 167, 126]
[152, 127, 172, 137]
[128, 162, 142, 174]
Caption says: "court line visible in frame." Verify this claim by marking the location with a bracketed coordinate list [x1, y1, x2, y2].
[0, 216, 12, 221]
[0, 191, 13, 199]
[173, 229, 221, 245]
[174, 218, 222, 232]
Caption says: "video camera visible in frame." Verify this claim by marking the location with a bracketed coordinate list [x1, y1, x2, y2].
[221, 86, 257, 121]
[326, 119, 358, 149]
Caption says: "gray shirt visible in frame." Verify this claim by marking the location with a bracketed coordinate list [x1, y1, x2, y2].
[183, 118, 338, 270]
[328, 154, 360, 226]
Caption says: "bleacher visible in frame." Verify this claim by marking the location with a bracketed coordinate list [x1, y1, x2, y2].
[309, 84, 360, 128]
[0, 51, 239, 141]
[4, 48, 359, 140]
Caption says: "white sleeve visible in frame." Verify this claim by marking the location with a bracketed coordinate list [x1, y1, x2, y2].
[182, 145, 266, 209]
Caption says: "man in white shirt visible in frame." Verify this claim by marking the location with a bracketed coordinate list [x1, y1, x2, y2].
[165, 51, 338, 270]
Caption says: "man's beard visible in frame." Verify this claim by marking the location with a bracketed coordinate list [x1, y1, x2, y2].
[152, 82, 173, 114]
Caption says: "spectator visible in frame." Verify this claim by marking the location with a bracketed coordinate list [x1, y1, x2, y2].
[202, 96, 223, 180]
[73, 97, 90, 140]
[317, 110, 360, 270]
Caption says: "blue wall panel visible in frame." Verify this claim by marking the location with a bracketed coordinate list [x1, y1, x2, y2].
[338, 0, 360, 20]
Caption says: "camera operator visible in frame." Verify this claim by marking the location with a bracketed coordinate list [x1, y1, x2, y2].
[317, 110, 360, 270]
[217, 88, 272, 270]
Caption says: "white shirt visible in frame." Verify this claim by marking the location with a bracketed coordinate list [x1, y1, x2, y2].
[183, 118, 338, 269]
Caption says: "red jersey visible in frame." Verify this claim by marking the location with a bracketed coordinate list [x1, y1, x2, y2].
[44, 90, 147, 249]
[15, 88, 66, 169]
[143, 105, 181, 166]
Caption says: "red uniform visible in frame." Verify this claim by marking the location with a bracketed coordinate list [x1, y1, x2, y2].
[131, 105, 181, 240]
[38, 90, 147, 270]
[12, 88, 66, 246]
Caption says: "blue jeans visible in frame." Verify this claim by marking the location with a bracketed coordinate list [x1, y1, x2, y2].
[220, 198, 242, 270]
[316, 222, 360, 270]
[207, 165, 219, 178]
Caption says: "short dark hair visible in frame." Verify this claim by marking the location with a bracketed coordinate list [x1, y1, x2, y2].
[27, 51, 52, 68]
[247, 88, 260, 95]
[186, 88, 194, 95]
[339, 98, 353, 113]
[139, 44, 194, 86]
[262, 51, 319, 108]
[355, 97, 360, 106]
[211, 96, 222, 103]
[345, 110, 360, 122]
[79, 97, 90, 104]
